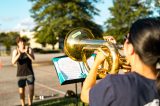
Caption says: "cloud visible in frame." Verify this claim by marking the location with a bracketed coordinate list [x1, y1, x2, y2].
[13, 17, 36, 32]
[0, 17, 18, 22]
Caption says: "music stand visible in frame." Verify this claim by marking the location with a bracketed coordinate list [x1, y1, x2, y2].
[52, 55, 95, 105]
[52, 55, 90, 85]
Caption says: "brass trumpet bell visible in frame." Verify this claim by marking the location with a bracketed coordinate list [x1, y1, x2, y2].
[64, 28, 95, 61]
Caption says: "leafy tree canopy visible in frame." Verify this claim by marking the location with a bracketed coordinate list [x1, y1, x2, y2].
[104, 0, 150, 43]
[145, 0, 160, 16]
[0, 32, 20, 50]
[29, 0, 103, 48]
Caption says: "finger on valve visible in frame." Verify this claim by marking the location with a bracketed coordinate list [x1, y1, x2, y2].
[104, 36, 116, 44]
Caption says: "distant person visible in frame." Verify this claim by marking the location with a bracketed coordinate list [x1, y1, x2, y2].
[12, 37, 35, 106]
[81, 17, 160, 106]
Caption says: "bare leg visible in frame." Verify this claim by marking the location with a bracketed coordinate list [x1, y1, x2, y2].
[19, 87, 25, 106]
[28, 84, 34, 106]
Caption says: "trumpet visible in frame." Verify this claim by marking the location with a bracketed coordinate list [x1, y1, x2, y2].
[64, 28, 130, 78]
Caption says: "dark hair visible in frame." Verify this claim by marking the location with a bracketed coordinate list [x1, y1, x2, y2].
[128, 17, 160, 95]
[16, 36, 26, 44]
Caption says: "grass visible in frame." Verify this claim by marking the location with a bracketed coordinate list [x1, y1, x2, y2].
[32, 97, 89, 106]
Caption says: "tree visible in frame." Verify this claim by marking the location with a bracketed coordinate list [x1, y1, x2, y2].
[145, 0, 160, 16]
[29, 0, 103, 49]
[7, 32, 20, 45]
[0, 32, 20, 52]
[155, 0, 160, 15]
[104, 0, 149, 43]
[0, 32, 6, 44]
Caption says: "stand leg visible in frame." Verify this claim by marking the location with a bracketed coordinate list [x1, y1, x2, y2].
[75, 83, 78, 106]
[81, 82, 85, 106]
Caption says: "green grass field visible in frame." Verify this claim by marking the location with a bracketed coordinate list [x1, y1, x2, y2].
[32, 97, 89, 106]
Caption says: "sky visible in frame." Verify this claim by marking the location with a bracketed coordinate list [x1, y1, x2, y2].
[0, 0, 113, 32]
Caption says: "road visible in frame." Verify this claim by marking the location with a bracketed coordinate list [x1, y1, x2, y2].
[0, 53, 83, 106]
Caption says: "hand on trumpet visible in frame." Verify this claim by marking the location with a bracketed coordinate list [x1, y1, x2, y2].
[104, 36, 117, 44]
[94, 51, 106, 67]
[93, 50, 110, 78]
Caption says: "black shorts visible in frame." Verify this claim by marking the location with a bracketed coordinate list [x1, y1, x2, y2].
[17, 75, 35, 87]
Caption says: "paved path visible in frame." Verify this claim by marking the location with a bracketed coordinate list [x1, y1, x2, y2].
[0, 53, 83, 106]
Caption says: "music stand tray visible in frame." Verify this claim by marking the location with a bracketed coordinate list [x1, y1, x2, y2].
[52, 55, 95, 85]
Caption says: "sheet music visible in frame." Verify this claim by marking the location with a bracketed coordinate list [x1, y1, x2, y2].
[53, 56, 88, 84]
[57, 57, 85, 79]
[52, 55, 95, 84]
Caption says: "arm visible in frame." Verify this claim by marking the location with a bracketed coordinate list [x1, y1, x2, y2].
[80, 52, 106, 103]
[25, 46, 35, 61]
[12, 48, 21, 64]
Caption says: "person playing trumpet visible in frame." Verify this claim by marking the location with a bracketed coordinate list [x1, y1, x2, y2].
[81, 17, 160, 106]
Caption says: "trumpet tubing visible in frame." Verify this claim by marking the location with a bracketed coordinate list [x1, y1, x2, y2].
[64, 28, 130, 78]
